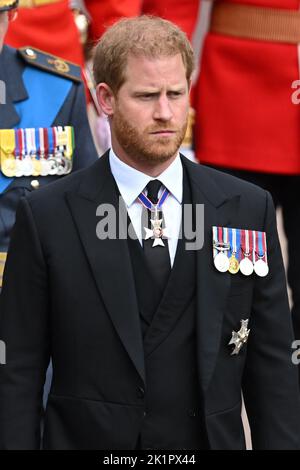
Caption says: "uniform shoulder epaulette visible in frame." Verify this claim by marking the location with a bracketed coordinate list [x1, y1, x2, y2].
[18, 47, 82, 83]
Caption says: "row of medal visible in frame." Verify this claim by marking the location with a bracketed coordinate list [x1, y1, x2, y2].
[213, 226, 269, 277]
[0, 126, 75, 177]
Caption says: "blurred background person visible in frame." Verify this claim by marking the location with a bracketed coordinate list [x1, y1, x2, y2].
[5, 0, 85, 65]
[0, 0, 98, 289]
[4, 0, 143, 153]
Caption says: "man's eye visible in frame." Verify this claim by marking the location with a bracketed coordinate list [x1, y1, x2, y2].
[168, 91, 182, 98]
[139, 94, 156, 100]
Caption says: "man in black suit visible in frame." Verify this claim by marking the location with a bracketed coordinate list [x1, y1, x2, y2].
[0, 15, 300, 450]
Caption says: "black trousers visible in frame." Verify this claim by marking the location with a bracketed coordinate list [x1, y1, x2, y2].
[210, 167, 300, 355]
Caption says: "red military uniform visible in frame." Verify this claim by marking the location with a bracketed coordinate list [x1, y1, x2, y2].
[86, 0, 199, 42]
[4, 0, 84, 66]
[142, 0, 199, 40]
[86, 0, 142, 41]
[194, 0, 300, 175]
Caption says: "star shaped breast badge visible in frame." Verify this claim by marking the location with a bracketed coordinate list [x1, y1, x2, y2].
[228, 319, 250, 355]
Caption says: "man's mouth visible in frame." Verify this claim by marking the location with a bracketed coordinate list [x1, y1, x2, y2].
[150, 130, 176, 136]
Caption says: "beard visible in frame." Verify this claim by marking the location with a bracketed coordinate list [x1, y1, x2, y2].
[112, 106, 188, 165]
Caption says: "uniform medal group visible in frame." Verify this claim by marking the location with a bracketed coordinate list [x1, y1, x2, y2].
[213, 226, 269, 277]
[0, 126, 75, 177]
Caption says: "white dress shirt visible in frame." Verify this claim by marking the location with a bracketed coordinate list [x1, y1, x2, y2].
[109, 148, 183, 267]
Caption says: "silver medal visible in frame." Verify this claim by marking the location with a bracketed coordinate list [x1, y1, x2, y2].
[64, 158, 72, 174]
[15, 159, 23, 177]
[214, 252, 230, 273]
[47, 156, 58, 175]
[55, 156, 66, 175]
[254, 258, 269, 277]
[239, 257, 254, 276]
[40, 158, 49, 176]
[22, 156, 33, 176]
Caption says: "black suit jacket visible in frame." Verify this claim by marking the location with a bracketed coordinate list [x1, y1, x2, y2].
[0, 153, 300, 449]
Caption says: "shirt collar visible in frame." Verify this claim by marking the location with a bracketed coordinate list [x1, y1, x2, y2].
[109, 148, 183, 208]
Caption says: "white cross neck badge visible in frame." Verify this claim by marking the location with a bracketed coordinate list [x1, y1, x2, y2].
[144, 216, 171, 247]
[138, 187, 171, 248]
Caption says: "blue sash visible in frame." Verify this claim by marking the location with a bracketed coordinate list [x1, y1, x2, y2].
[0, 66, 72, 193]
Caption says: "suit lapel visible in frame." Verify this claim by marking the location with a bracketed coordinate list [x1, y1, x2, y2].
[183, 157, 241, 394]
[66, 153, 145, 383]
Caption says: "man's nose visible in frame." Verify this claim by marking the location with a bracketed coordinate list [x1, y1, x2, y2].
[153, 95, 173, 121]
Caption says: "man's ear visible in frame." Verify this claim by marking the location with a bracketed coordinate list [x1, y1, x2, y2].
[96, 83, 116, 116]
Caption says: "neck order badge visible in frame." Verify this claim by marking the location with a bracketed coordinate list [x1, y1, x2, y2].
[138, 183, 171, 248]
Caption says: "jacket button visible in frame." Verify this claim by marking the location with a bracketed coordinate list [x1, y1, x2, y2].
[30, 179, 40, 190]
[25, 48, 36, 58]
[137, 386, 145, 398]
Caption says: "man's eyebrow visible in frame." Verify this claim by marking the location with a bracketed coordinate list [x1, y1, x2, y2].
[132, 90, 159, 95]
[132, 86, 187, 95]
